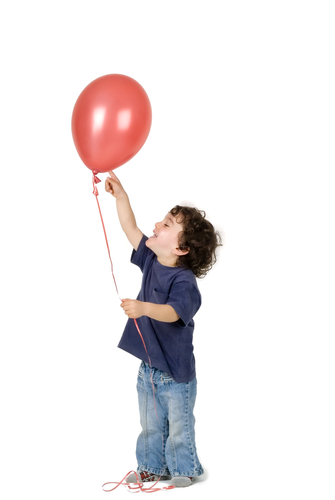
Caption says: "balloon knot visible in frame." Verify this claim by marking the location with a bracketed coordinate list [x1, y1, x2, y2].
[92, 172, 101, 196]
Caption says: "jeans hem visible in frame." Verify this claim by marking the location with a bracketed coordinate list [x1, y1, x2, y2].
[137, 465, 204, 478]
[170, 467, 204, 477]
[137, 465, 171, 476]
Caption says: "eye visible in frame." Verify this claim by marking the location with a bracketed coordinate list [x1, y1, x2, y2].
[164, 224, 169, 227]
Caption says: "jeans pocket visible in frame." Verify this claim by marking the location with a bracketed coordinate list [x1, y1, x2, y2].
[160, 371, 175, 383]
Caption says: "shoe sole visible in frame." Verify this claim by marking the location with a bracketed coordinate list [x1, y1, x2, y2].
[171, 477, 192, 487]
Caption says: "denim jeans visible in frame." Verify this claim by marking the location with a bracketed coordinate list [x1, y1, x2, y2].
[136, 361, 204, 477]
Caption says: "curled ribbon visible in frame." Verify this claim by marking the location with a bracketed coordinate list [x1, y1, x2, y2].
[102, 470, 174, 493]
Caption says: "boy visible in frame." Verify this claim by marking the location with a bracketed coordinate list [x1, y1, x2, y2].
[105, 171, 221, 487]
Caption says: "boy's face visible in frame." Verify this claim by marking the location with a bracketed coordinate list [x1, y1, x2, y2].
[145, 212, 188, 266]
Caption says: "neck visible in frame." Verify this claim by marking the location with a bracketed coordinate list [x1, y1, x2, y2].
[157, 255, 178, 267]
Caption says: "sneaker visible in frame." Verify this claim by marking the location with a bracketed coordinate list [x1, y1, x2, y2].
[126, 471, 171, 483]
[171, 476, 193, 487]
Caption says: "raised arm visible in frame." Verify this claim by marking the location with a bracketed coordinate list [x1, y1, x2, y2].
[105, 171, 143, 250]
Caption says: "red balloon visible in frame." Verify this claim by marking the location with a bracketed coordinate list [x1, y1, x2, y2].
[71, 74, 152, 173]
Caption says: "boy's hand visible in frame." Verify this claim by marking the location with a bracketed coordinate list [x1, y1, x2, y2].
[105, 170, 125, 198]
[121, 299, 145, 319]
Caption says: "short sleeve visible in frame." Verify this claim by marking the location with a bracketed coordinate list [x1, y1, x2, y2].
[167, 281, 202, 327]
[131, 235, 151, 271]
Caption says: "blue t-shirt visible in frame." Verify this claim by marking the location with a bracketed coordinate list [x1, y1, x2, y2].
[117, 235, 201, 383]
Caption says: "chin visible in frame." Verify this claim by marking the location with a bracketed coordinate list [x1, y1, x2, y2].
[145, 238, 159, 255]
[145, 238, 154, 250]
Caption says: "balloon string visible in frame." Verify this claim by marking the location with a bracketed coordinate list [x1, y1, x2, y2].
[133, 318, 151, 367]
[92, 174, 120, 299]
[91, 173, 172, 493]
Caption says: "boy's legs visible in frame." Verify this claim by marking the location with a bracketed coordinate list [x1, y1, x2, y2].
[136, 361, 203, 479]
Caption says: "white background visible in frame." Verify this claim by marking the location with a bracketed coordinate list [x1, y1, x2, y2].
[1, 1, 334, 499]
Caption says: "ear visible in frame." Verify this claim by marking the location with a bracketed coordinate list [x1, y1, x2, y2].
[173, 246, 190, 256]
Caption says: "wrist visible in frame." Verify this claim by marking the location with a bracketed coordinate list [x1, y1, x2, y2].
[115, 190, 128, 202]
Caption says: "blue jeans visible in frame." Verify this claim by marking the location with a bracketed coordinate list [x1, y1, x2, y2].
[136, 361, 204, 477]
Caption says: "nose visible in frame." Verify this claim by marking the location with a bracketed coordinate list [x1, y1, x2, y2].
[155, 222, 160, 228]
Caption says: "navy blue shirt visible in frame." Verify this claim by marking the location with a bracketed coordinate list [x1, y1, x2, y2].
[118, 235, 201, 382]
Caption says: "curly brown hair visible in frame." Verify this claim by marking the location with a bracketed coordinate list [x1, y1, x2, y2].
[170, 205, 222, 278]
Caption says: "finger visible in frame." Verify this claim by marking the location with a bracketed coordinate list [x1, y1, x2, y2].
[105, 180, 113, 193]
[108, 170, 119, 181]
